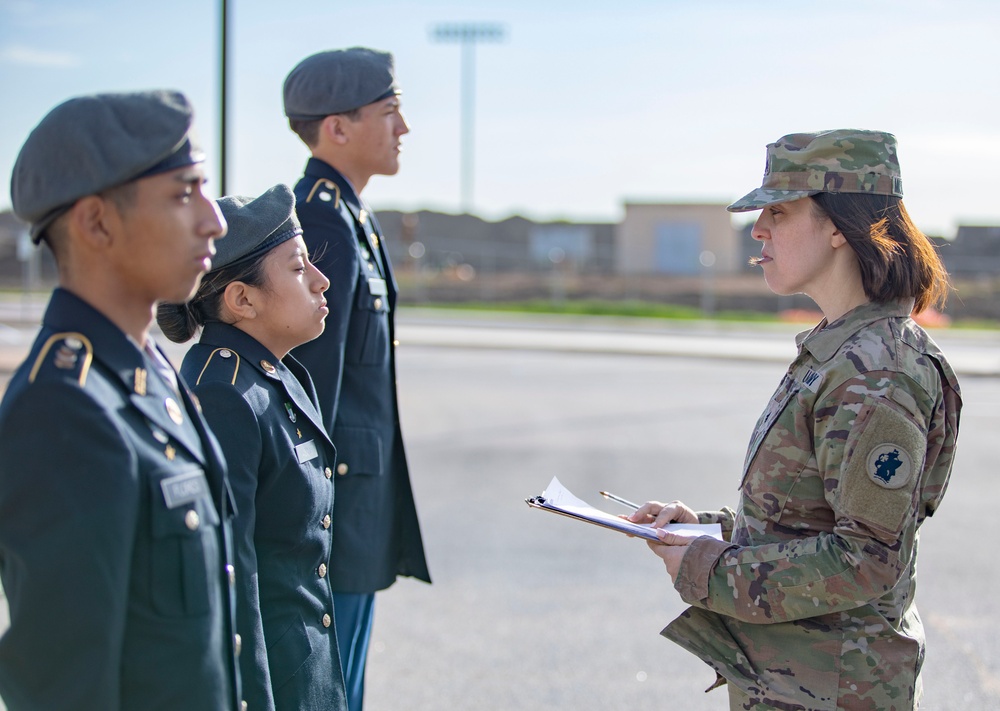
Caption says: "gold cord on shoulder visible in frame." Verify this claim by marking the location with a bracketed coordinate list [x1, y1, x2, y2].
[304, 179, 340, 207]
[195, 348, 241, 386]
[28, 332, 94, 386]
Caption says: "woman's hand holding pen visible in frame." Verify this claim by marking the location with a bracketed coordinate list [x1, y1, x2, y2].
[628, 500, 699, 583]
[628, 500, 698, 527]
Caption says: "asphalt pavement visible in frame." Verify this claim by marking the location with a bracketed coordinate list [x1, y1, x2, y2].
[1, 298, 999, 377]
[0, 302, 998, 710]
[362, 345, 1000, 711]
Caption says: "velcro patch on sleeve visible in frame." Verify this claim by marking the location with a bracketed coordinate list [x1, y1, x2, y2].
[838, 399, 926, 536]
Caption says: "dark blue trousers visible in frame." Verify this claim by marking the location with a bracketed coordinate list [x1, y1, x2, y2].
[332, 592, 375, 711]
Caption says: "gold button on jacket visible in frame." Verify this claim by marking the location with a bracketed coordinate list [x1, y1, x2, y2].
[184, 510, 200, 531]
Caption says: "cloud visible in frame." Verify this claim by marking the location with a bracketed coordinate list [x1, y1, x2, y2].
[0, 44, 80, 68]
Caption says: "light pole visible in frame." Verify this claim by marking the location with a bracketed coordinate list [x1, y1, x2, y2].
[431, 23, 505, 214]
[219, 0, 231, 195]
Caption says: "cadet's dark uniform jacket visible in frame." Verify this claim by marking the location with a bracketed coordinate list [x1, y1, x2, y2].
[182, 322, 347, 711]
[292, 158, 430, 592]
[0, 289, 240, 711]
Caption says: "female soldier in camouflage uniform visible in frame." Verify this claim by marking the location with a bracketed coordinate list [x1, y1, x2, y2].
[631, 130, 961, 710]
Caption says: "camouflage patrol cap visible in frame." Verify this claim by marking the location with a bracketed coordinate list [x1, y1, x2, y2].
[727, 129, 903, 213]
[11, 90, 205, 242]
[210, 184, 302, 271]
[283, 47, 399, 121]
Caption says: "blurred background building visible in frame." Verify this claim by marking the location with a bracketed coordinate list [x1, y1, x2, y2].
[1, 205, 998, 320]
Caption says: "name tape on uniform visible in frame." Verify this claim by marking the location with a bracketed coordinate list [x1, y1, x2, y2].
[160, 468, 210, 509]
[295, 440, 319, 464]
[367, 277, 387, 296]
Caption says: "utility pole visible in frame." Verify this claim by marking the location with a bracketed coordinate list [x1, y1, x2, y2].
[219, 0, 230, 195]
[431, 23, 505, 214]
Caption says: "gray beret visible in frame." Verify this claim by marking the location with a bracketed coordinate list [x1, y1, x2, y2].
[211, 184, 302, 271]
[283, 47, 399, 121]
[10, 89, 205, 242]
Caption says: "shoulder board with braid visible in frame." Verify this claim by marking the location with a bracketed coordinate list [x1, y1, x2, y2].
[303, 178, 341, 207]
[194, 347, 242, 386]
[28, 332, 93, 387]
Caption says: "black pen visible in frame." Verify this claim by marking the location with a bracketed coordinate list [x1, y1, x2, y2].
[599, 491, 640, 511]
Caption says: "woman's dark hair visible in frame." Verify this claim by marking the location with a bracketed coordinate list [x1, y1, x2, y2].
[810, 192, 950, 313]
[156, 251, 271, 343]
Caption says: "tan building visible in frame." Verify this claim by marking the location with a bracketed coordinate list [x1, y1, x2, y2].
[616, 202, 741, 275]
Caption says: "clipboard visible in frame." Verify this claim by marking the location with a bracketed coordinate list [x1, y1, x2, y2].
[525, 476, 723, 542]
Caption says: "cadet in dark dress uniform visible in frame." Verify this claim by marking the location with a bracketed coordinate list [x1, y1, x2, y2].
[284, 47, 430, 711]
[0, 91, 240, 711]
[157, 185, 347, 711]
[282, 48, 431, 710]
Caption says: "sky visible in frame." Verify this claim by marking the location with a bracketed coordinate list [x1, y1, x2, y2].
[1, 0, 999, 237]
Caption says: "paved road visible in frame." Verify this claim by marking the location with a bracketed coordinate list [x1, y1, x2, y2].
[0, 311, 998, 709]
[402, 307, 1000, 376]
[358, 345, 999, 711]
[2, 301, 1000, 376]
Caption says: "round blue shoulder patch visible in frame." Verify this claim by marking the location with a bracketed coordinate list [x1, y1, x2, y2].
[866, 444, 912, 489]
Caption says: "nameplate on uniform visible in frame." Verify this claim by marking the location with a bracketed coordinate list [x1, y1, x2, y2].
[161, 468, 210, 509]
[295, 440, 319, 464]
[367, 277, 388, 296]
[800, 367, 823, 393]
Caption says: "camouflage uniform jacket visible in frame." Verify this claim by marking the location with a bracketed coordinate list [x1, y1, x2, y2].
[662, 298, 961, 710]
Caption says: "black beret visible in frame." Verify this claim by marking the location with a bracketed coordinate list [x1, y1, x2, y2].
[10, 90, 204, 242]
[283, 47, 399, 121]
[211, 184, 302, 271]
